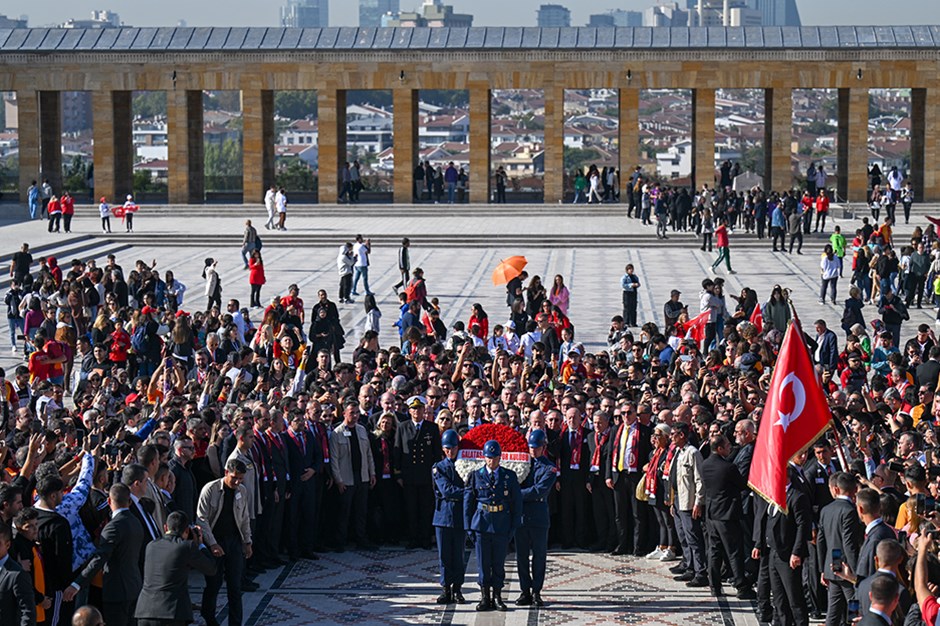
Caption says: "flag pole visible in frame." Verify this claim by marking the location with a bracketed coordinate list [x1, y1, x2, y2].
[784, 289, 847, 469]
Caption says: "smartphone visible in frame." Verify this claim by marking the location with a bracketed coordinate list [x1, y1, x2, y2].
[847, 600, 860, 622]
[888, 460, 906, 473]
[831, 548, 843, 572]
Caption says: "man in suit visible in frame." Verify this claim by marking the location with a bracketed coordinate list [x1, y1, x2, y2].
[329, 398, 376, 551]
[854, 488, 897, 582]
[169, 437, 198, 526]
[63, 483, 144, 626]
[135, 510, 217, 626]
[122, 463, 161, 570]
[284, 409, 322, 560]
[432, 430, 466, 605]
[262, 410, 290, 566]
[803, 439, 840, 618]
[852, 539, 911, 620]
[137, 444, 168, 534]
[394, 395, 442, 550]
[0, 523, 35, 626]
[753, 468, 813, 626]
[860, 575, 899, 626]
[916, 345, 940, 390]
[814, 319, 840, 371]
[701, 435, 755, 599]
[816, 472, 863, 626]
[606, 403, 653, 555]
[587, 411, 616, 552]
[558, 407, 591, 549]
[35, 475, 75, 626]
[516, 429, 559, 608]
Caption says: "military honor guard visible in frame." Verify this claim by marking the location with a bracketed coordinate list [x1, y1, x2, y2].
[464, 440, 523, 612]
[515, 429, 558, 607]
[432, 430, 467, 605]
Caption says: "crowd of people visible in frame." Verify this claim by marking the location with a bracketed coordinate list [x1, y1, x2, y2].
[3, 168, 940, 626]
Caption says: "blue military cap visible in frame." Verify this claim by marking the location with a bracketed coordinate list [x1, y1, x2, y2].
[441, 429, 459, 449]
[527, 429, 547, 449]
[483, 440, 501, 458]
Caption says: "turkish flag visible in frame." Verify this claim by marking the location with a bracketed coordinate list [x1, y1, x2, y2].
[750, 303, 763, 334]
[748, 318, 832, 512]
[683, 310, 711, 348]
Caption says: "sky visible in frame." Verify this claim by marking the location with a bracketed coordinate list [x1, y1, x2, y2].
[4, 0, 940, 28]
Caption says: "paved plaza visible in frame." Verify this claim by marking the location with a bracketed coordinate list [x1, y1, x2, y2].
[0, 202, 934, 625]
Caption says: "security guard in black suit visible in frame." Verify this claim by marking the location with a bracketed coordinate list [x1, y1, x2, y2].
[516, 429, 558, 608]
[464, 440, 523, 612]
[432, 430, 467, 605]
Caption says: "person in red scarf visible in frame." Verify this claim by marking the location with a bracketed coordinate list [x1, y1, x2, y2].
[644, 424, 679, 562]
[558, 407, 590, 549]
[587, 411, 616, 552]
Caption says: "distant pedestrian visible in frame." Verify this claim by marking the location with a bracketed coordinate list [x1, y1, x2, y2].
[364, 294, 381, 335]
[39, 179, 52, 218]
[61, 191, 74, 233]
[27, 180, 39, 220]
[47, 195, 61, 233]
[275, 188, 287, 230]
[337, 242, 355, 304]
[98, 197, 111, 233]
[241, 220, 257, 269]
[351, 234, 373, 297]
[263, 184, 276, 230]
[393, 237, 410, 294]
[445, 162, 458, 204]
[820, 245, 840, 305]
[711, 219, 734, 274]
[123, 195, 136, 232]
[621, 264, 640, 327]
[248, 250, 265, 308]
[494, 167, 507, 204]
[203, 258, 221, 311]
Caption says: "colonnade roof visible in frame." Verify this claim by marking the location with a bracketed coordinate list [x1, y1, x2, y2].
[1, 25, 939, 53]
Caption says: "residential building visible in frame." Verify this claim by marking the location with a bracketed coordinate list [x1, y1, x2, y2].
[0, 15, 27, 28]
[753, 0, 801, 27]
[360, 0, 399, 28]
[387, 0, 473, 28]
[281, 0, 328, 28]
[587, 10, 642, 27]
[537, 4, 571, 28]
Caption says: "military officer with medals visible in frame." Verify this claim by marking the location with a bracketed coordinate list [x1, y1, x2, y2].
[464, 440, 523, 612]
[515, 429, 558, 608]
[432, 429, 467, 605]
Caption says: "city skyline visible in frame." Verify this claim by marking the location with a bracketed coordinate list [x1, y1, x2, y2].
[3, 0, 939, 28]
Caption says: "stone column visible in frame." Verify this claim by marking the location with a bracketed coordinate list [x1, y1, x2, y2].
[168, 90, 204, 204]
[764, 88, 792, 192]
[692, 88, 716, 191]
[619, 87, 640, 201]
[542, 82, 565, 204]
[242, 89, 275, 205]
[468, 83, 491, 204]
[16, 91, 39, 204]
[39, 91, 62, 193]
[837, 88, 868, 203]
[93, 91, 133, 204]
[392, 88, 418, 204]
[911, 88, 938, 202]
[317, 88, 346, 204]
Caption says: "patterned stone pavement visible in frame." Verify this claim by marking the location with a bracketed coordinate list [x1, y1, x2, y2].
[197, 547, 748, 626]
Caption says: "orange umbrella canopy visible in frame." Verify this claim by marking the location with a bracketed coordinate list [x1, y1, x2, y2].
[491, 256, 528, 286]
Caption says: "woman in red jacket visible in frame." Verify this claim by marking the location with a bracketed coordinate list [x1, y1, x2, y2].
[814, 188, 830, 233]
[468, 302, 489, 339]
[60, 191, 75, 233]
[47, 195, 62, 233]
[248, 250, 266, 308]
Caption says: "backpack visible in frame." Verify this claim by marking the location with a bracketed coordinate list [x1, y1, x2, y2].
[255, 235, 263, 251]
[131, 324, 148, 353]
[404, 281, 419, 302]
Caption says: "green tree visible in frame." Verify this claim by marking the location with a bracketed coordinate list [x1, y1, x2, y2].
[274, 91, 318, 120]
[204, 139, 243, 191]
[132, 170, 167, 193]
[62, 155, 90, 192]
[203, 91, 241, 113]
[419, 90, 469, 108]
[275, 159, 317, 191]
[741, 146, 765, 177]
[563, 147, 601, 173]
[806, 120, 836, 135]
[347, 90, 392, 109]
[132, 92, 167, 118]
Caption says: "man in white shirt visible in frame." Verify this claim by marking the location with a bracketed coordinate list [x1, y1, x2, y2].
[263, 185, 276, 230]
[275, 188, 287, 230]
[351, 234, 373, 297]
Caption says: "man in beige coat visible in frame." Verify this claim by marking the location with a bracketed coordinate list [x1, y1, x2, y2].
[669, 422, 708, 588]
[329, 397, 376, 551]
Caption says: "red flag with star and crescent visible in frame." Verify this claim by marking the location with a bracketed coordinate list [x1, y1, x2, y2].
[748, 318, 832, 512]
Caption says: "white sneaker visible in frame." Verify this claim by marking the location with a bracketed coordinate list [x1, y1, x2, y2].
[645, 548, 665, 560]
[659, 548, 678, 562]
[10, 346, 16, 354]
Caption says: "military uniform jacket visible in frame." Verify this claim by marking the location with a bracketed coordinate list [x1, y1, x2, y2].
[519, 456, 558, 529]
[394, 419, 443, 485]
[464, 466, 523, 536]
[432, 457, 465, 530]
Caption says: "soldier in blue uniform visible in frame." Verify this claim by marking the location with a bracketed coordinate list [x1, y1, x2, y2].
[432, 429, 467, 605]
[464, 440, 523, 612]
[515, 429, 558, 607]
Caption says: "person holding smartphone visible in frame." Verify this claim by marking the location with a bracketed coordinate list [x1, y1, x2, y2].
[816, 472, 863, 626]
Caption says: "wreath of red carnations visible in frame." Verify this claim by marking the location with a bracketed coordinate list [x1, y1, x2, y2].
[456, 423, 530, 483]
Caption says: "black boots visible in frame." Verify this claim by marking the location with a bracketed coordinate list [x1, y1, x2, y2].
[515, 590, 533, 606]
[533, 592, 545, 607]
[436, 585, 452, 605]
[476, 586, 493, 612]
[492, 589, 508, 611]
[452, 586, 465, 604]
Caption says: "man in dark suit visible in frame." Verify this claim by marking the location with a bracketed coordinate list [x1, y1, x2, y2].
[558, 408, 591, 549]
[859, 575, 899, 626]
[753, 470, 813, 626]
[916, 345, 940, 389]
[135, 511, 218, 626]
[284, 410, 322, 560]
[816, 473, 863, 626]
[587, 411, 616, 551]
[0, 524, 35, 626]
[64, 483, 145, 626]
[803, 439, 841, 618]
[853, 539, 911, 620]
[701, 435, 755, 599]
[393, 395, 443, 550]
[606, 404, 653, 555]
[854, 488, 897, 581]
[122, 463, 161, 571]
[263, 412, 289, 566]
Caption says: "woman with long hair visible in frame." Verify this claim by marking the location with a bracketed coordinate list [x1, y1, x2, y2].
[525, 275, 546, 319]
[549, 274, 570, 316]
[164, 270, 187, 313]
[369, 412, 402, 544]
[364, 294, 381, 335]
[468, 303, 489, 339]
[248, 250, 266, 308]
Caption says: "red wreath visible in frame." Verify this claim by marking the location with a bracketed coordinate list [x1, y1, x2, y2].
[458, 423, 528, 454]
